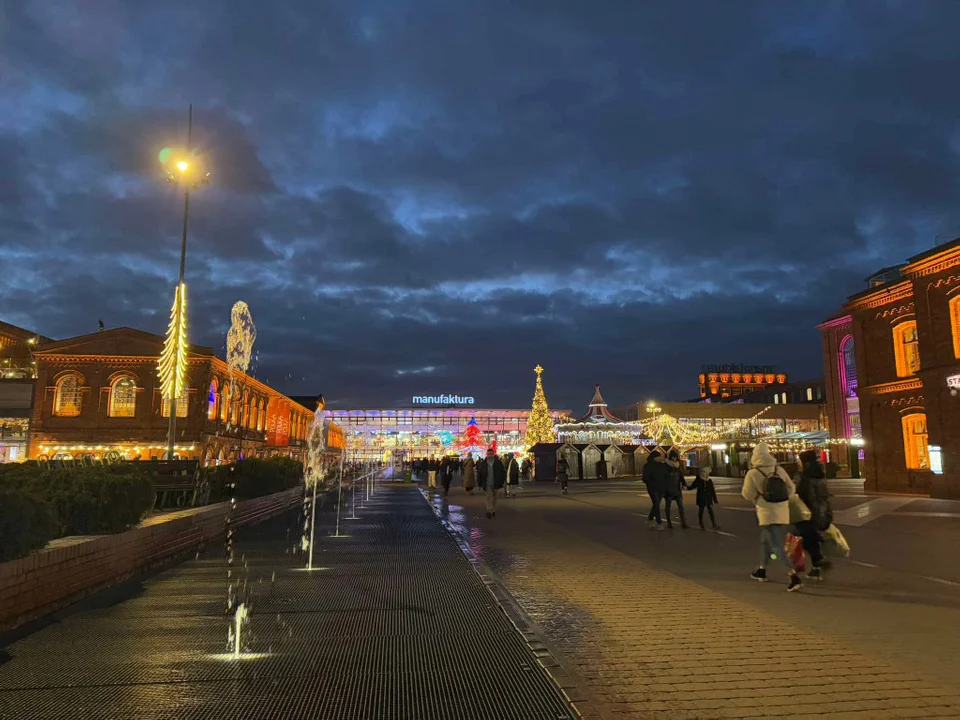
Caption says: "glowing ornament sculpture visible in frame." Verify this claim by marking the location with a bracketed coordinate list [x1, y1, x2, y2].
[225, 301, 257, 428]
[459, 417, 486, 456]
[524, 364, 557, 449]
[158, 282, 189, 404]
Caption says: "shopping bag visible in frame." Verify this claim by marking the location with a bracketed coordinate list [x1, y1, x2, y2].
[788, 494, 812, 523]
[822, 523, 850, 557]
[784, 533, 806, 572]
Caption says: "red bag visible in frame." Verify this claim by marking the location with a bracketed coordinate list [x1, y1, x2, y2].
[785, 533, 805, 572]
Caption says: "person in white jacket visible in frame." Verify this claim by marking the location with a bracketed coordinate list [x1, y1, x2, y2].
[741, 443, 803, 592]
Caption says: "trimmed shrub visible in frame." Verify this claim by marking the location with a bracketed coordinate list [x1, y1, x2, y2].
[201, 457, 304, 502]
[0, 487, 58, 562]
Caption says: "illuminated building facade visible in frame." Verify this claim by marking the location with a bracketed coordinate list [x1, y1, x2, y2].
[698, 364, 788, 400]
[821, 238, 960, 498]
[326, 406, 571, 459]
[28, 327, 334, 465]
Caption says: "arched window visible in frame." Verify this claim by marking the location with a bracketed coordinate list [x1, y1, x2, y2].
[161, 387, 189, 418]
[220, 383, 231, 422]
[901, 413, 929, 470]
[241, 390, 250, 428]
[54, 374, 83, 417]
[893, 321, 920, 377]
[207, 380, 219, 420]
[108, 376, 137, 418]
[950, 295, 960, 360]
[257, 399, 265, 431]
[231, 389, 240, 425]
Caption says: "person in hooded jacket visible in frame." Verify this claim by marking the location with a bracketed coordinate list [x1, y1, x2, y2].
[642, 450, 667, 530]
[795, 449, 830, 579]
[741, 442, 802, 592]
[663, 449, 690, 529]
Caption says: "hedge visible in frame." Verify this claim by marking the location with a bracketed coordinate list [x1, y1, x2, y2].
[0, 487, 58, 562]
[201, 456, 304, 503]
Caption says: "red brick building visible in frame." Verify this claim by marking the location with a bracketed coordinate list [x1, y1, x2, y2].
[820, 239, 960, 498]
[28, 327, 336, 465]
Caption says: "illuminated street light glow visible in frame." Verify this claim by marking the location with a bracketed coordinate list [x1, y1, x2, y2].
[176, 160, 189, 172]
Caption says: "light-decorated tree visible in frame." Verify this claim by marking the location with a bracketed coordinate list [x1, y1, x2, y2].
[524, 364, 557, 449]
[459, 417, 486, 455]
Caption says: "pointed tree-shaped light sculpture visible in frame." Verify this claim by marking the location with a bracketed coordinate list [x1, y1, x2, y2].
[158, 282, 189, 445]
[524, 364, 557, 449]
[459, 417, 486, 456]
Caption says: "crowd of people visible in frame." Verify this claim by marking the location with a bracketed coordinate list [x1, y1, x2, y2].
[405, 453, 533, 515]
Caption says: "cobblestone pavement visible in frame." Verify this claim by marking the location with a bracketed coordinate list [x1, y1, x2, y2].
[0, 487, 574, 720]
[428, 481, 960, 719]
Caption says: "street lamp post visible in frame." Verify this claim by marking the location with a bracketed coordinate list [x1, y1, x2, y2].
[163, 104, 210, 460]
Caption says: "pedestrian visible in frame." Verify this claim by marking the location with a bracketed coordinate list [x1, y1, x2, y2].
[795, 449, 830, 579]
[557, 455, 570, 494]
[521, 456, 533, 485]
[504, 453, 520, 497]
[741, 442, 803, 592]
[439, 456, 454, 497]
[426, 455, 439, 489]
[477, 447, 506, 518]
[689, 466, 720, 531]
[462, 454, 476, 494]
[642, 449, 667, 530]
[663, 449, 690, 529]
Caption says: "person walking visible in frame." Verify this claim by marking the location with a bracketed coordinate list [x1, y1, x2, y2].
[557, 455, 570, 494]
[504, 453, 520, 497]
[439, 456, 454, 497]
[663, 449, 690, 529]
[689, 466, 720, 530]
[426, 455, 439, 489]
[795, 449, 830, 579]
[742, 442, 802, 592]
[642, 450, 667, 530]
[477, 448, 506, 518]
[462, 454, 476, 494]
[521, 456, 533, 486]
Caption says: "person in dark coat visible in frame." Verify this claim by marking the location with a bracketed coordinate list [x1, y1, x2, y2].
[462, 455, 476, 494]
[439, 456, 454, 496]
[663, 449, 690, 529]
[689, 466, 720, 530]
[504, 453, 520, 497]
[557, 455, 570, 494]
[795, 449, 830, 579]
[477, 448, 506, 518]
[642, 450, 667, 530]
[521, 457, 533, 483]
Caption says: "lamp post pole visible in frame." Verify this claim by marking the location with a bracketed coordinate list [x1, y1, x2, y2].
[166, 105, 193, 461]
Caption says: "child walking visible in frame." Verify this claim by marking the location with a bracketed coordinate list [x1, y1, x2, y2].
[690, 466, 720, 530]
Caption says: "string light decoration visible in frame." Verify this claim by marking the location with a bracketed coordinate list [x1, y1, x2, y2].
[642, 406, 774, 447]
[459, 417, 487, 455]
[158, 282, 189, 403]
[225, 301, 257, 429]
[524, 365, 558, 449]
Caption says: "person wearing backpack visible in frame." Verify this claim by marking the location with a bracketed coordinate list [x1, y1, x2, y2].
[741, 442, 802, 592]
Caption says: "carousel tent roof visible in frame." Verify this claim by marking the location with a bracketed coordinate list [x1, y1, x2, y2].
[571, 385, 623, 424]
[762, 430, 831, 444]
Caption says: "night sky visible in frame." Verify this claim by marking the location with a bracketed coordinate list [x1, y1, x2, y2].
[2, 2, 959, 410]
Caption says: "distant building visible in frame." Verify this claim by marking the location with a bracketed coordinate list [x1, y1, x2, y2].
[28, 327, 327, 465]
[0, 320, 51, 379]
[819, 237, 960, 498]
[697, 364, 788, 400]
[734, 379, 826, 407]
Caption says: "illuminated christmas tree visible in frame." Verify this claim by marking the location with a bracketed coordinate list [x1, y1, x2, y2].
[524, 364, 556, 449]
[459, 417, 487, 455]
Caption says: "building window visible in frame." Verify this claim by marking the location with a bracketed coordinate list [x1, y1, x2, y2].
[108, 376, 137, 418]
[773, 394, 779, 404]
[839, 336, 857, 395]
[901, 413, 929, 470]
[54, 374, 83, 417]
[161, 388, 189, 418]
[806, 387, 813, 402]
[781, 392, 787, 404]
[951, 295, 960, 359]
[220, 384, 230, 422]
[893, 321, 920, 377]
[208, 380, 219, 420]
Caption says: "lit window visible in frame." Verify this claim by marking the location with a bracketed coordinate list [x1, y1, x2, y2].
[774, 394, 779, 404]
[258, 400, 266, 432]
[951, 296, 960, 360]
[220, 383, 230, 422]
[806, 387, 813, 402]
[109, 376, 137, 418]
[207, 380, 219, 420]
[893, 321, 920, 377]
[54, 374, 83, 417]
[781, 392, 787, 404]
[901, 413, 929, 470]
[161, 387, 189, 418]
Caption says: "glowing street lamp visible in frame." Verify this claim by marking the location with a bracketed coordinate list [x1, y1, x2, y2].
[159, 104, 211, 460]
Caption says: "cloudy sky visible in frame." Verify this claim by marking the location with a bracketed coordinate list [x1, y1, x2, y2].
[2, 1, 959, 411]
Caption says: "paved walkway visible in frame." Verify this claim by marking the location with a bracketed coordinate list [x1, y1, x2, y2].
[427, 481, 960, 719]
[0, 486, 574, 720]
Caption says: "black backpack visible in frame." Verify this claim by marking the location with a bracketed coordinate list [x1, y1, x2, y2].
[761, 467, 790, 503]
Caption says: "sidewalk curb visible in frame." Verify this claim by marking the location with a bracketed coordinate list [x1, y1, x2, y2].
[421, 490, 615, 720]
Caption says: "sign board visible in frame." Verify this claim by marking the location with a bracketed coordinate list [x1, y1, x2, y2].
[412, 395, 475, 405]
[929, 445, 944, 475]
[947, 374, 960, 389]
[266, 398, 291, 447]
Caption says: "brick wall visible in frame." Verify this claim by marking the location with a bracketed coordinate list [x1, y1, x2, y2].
[0, 486, 302, 631]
